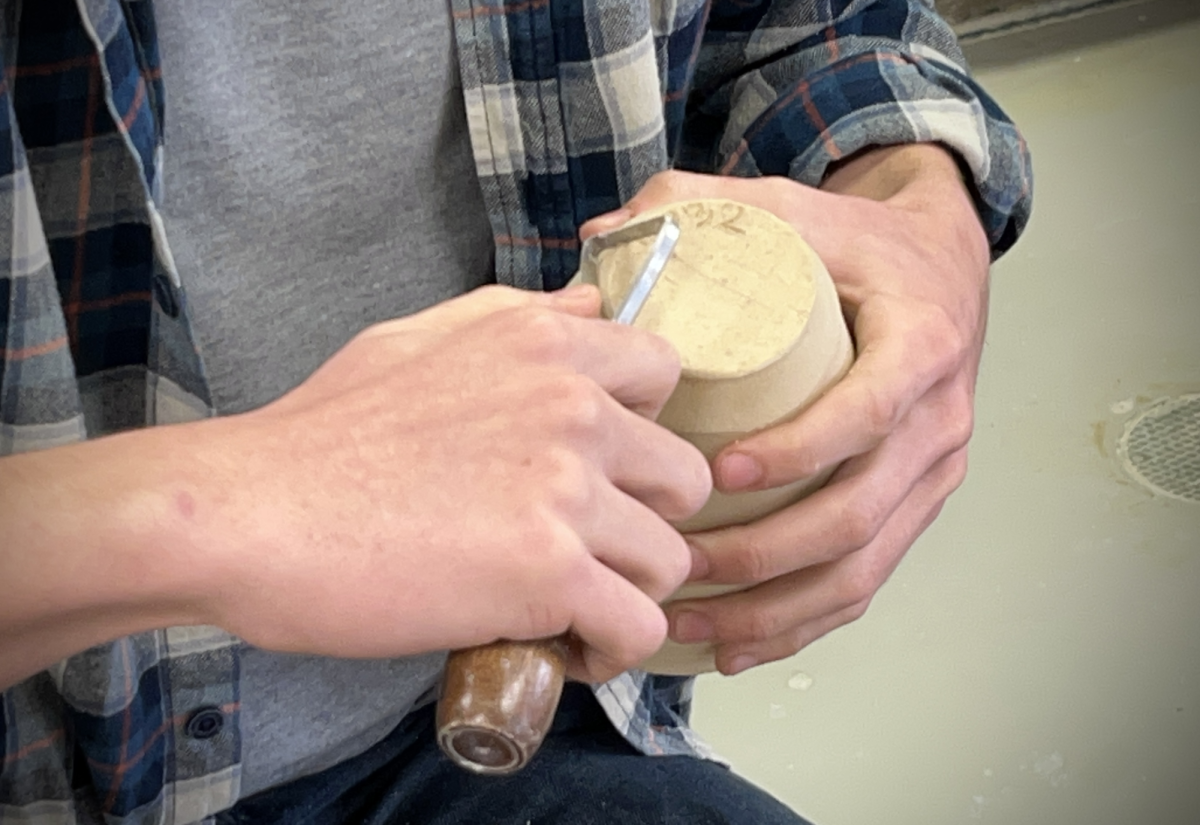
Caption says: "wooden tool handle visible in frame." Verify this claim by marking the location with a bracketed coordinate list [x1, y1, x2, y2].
[436, 638, 566, 774]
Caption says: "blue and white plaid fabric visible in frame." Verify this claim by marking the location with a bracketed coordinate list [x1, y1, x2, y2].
[1, 0, 1032, 821]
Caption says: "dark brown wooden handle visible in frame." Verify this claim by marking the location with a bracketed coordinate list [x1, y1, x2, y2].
[436, 638, 566, 775]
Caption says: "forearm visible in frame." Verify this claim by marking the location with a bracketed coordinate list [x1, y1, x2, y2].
[0, 423, 230, 688]
[820, 144, 991, 293]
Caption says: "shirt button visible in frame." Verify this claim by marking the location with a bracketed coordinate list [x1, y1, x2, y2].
[153, 272, 180, 319]
[185, 707, 225, 740]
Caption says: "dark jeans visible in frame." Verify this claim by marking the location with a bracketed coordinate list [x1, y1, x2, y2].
[216, 683, 813, 824]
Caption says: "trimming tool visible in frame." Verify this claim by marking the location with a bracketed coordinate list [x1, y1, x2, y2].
[435, 215, 681, 775]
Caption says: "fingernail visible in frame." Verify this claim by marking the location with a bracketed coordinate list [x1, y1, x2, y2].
[686, 540, 710, 582]
[598, 208, 632, 228]
[671, 611, 713, 644]
[583, 209, 631, 238]
[718, 452, 763, 491]
[725, 654, 757, 676]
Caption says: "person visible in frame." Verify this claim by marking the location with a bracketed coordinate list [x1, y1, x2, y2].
[0, 0, 1032, 822]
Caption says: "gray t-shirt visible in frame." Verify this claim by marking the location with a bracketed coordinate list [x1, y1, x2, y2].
[156, 0, 494, 796]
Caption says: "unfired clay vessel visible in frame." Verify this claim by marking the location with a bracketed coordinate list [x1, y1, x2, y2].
[583, 199, 855, 674]
[437, 198, 855, 774]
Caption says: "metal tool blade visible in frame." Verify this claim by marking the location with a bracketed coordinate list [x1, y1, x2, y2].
[577, 215, 680, 325]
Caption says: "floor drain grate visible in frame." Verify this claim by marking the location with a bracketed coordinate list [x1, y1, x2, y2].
[1118, 394, 1200, 503]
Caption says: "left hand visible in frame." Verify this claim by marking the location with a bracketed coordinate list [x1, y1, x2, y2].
[579, 145, 992, 675]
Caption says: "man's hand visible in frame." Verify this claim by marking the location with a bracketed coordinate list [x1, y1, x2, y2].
[203, 285, 713, 683]
[0, 285, 711, 688]
[580, 145, 991, 674]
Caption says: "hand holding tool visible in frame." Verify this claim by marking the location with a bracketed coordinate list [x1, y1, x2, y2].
[435, 217, 681, 775]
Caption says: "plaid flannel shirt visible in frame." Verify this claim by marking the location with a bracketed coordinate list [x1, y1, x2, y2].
[1, 0, 1032, 821]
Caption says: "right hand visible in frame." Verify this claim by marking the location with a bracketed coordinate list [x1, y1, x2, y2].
[198, 285, 711, 683]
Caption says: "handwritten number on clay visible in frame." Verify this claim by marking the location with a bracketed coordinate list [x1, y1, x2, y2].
[717, 202, 746, 234]
[682, 202, 712, 228]
[680, 202, 745, 235]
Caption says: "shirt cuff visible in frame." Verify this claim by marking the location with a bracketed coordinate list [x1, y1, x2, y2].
[715, 44, 1033, 258]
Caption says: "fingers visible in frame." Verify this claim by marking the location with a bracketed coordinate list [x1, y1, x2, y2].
[668, 559, 873, 674]
[690, 374, 972, 585]
[668, 446, 967, 674]
[580, 171, 774, 236]
[545, 284, 605, 317]
[471, 306, 684, 421]
[370, 296, 686, 418]
[599, 402, 712, 522]
[578, 171, 852, 262]
[713, 602, 870, 676]
[533, 443, 701, 684]
[579, 170, 749, 239]
[562, 562, 670, 683]
[562, 317, 685, 420]
[713, 294, 965, 494]
[525, 386, 708, 587]
[360, 283, 601, 341]
[579, 484, 694, 603]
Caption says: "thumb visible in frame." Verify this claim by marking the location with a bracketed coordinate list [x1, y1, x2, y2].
[545, 283, 603, 318]
[581, 172, 853, 266]
[579, 209, 632, 240]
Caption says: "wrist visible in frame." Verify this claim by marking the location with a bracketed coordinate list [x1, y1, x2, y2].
[821, 143, 990, 262]
[0, 421, 234, 684]
[821, 143, 966, 201]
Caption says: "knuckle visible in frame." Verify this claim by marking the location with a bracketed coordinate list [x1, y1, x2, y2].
[726, 532, 775, 584]
[942, 448, 970, 493]
[657, 534, 692, 597]
[741, 608, 783, 644]
[546, 375, 606, 436]
[510, 512, 589, 601]
[539, 447, 595, 515]
[783, 629, 812, 658]
[619, 614, 669, 672]
[921, 306, 969, 363]
[662, 447, 713, 521]
[517, 307, 573, 356]
[839, 500, 885, 549]
[683, 455, 714, 514]
[638, 532, 692, 603]
[945, 395, 976, 451]
[644, 331, 682, 377]
[845, 597, 872, 623]
[859, 386, 901, 439]
[837, 567, 881, 609]
[789, 449, 825, 481]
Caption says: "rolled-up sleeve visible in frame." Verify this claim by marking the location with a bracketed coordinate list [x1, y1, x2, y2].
[682, 0, 1033, 257]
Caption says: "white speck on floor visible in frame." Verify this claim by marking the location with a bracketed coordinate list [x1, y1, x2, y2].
[1033, 752, 1068, 788]
[969, 795, 988, 819]
[787, 671, 814, 691]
